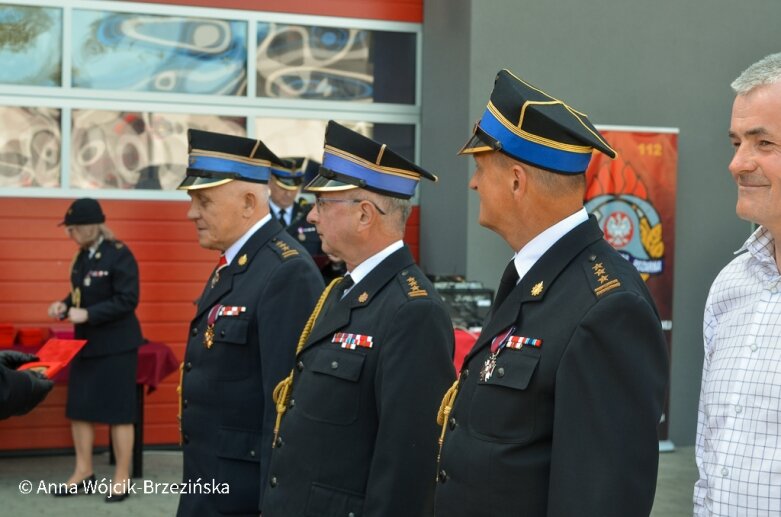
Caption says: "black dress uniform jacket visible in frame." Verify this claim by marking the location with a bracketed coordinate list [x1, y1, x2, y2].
[434, 217, 669, 517]
[177, 219, 323, 517]
[63, 239, 143, 357]
[283, 199, 323, 260]
[262, 245, 456, 517]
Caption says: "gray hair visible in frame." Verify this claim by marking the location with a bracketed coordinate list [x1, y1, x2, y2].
[353, 190, 411, 234]
[731, 52, 781, 94]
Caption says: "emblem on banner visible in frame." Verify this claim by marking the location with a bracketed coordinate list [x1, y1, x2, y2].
[585, 155, 665, 281]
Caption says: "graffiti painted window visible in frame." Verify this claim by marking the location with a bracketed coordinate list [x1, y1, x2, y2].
[257, 23, 416, 104]
[72, 10, 247, 95]
[0, 106, 61, 188]
[71, 111, 245, 190]
[0, 5, 62, 86]
[254, 118, 415, 162]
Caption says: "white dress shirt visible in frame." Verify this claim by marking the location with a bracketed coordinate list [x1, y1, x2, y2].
[268, 199, 291, 226]
[223, 214, 272, 265]
[511, 207, 588, 282]
[343, 240, 404, 297]
[694, 225, 781, 516]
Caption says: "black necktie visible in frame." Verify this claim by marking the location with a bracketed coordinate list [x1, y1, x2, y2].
[334, 274, 354, 300]
[493, 260, 519, 310]
[277, 209, 287, 225]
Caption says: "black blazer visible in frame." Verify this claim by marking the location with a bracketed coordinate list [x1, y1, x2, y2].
[177, 219, 323, 517]
[434, 217, 669, 517]
[64, 239, 143, 358]
[262, 246, 456, 517]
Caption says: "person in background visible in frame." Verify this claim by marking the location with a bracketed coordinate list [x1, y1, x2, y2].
[694, 52, 781, 516]
[433, 70, 669, 517]
[0, 350, 53, 420]
[261, 121, 455, 517]
[270, 156, 348, 281]
[47, 197, 143, 502]
[176, 129, 323, 516]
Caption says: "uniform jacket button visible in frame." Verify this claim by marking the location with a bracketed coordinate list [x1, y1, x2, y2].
[183, 399, 188, 408]
[270, 476, 278, 487]
[191, 327, 198, 336]
[296, 360, 304, 371]
[249, 450, 256, 457]
[449, 417, 457, 430]
[183, 433, 189, 444]
[220, 329, 226, 337]
[331, 361, 339, 369]
[461, 369, 469, 379]
[274, 437, 283, 448]
[289, 399, 295, 409]
[348, 513, 356, 517]
[497, 367, 505, 378]
[438, 469, 448, 483]
[185, 362, 192, 371]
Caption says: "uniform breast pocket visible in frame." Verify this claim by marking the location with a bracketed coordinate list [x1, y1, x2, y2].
[468, 350, 540, 442]
[207, 318, 250, 381]
[298, 348, 365, 426]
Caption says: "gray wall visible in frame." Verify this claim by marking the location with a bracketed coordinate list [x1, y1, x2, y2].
[420, 0, 778, 446]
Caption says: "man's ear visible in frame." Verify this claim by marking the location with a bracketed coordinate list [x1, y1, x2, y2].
[242, 189, 258, 216]
[511, 162, 528, 197]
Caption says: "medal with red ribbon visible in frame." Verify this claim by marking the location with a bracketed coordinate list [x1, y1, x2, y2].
[203, 305, 246, 349]
[479, 326, 516, 382]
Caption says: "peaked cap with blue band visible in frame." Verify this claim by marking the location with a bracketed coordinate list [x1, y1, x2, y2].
[178, 129, 290, 190]
[459, 69, 616, 174]
[273, 157, 320, 191]
[305, 121, 437, 200]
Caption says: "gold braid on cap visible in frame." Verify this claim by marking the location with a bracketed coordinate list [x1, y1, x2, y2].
[435, 378, 461, 480]
[271, 276, 342, 447]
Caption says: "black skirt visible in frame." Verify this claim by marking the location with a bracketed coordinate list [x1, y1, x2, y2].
[66, 348, 138, 424]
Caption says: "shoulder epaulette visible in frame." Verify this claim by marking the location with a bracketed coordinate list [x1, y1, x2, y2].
[298, 198, 310, 207]
[398, 270, 429, 298]
[271, 237, 300, 260]
[584, 254, 623, 298]
[114, 241, 125, 250]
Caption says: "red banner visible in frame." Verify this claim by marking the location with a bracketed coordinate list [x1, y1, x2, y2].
[585, 128, 678, 444]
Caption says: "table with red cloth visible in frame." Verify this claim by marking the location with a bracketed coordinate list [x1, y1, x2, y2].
[454, 328, 479, 372]
[10, 336, 179, 477]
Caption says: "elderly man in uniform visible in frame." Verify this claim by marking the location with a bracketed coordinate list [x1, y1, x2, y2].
[433, 70, 669, 517]
[261, 121, 456, 517]
[176, 129, 323, 516]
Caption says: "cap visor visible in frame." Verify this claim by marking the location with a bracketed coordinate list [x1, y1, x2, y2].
[458, 128, 496, 156]
[303, 175, 360, 193]
[273, 176, 303, 191]
[177, 175, 235, 191]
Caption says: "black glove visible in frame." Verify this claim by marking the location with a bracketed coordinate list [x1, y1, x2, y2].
[0, 350, 38, 370]
[25, 370, 54, 406]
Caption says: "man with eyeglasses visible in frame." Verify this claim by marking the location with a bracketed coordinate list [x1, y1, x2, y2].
[261, 121, 456, 517]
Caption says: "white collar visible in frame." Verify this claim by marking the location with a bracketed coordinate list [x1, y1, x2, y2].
[512, 207, 588, 282]
[88, 236, 104, 258]
[223, 214, 272, 265]
[347, 240, 405, 292]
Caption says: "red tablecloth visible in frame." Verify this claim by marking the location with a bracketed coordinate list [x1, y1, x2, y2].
[11, 339, 178, 393]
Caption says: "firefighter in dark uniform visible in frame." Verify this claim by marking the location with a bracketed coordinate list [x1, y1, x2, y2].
[176, 130, 323, 516]
[433, 70, 669, 517]
[270, 157, 347, 282]
[0, 350, 53, 420]
[47, 197, 143, 501]
[262, 121, 456, 517]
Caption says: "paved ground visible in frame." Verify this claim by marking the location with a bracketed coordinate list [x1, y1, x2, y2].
[0, 446, 698, 516]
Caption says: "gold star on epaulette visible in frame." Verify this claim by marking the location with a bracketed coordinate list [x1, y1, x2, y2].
[406, 276, 428, 298]
[592, 262, 622, 297]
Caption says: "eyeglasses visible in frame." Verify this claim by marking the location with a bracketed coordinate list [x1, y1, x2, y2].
[314, 197, 386, 215]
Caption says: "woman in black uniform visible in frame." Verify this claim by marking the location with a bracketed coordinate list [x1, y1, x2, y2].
[47, 198, 142, 502]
